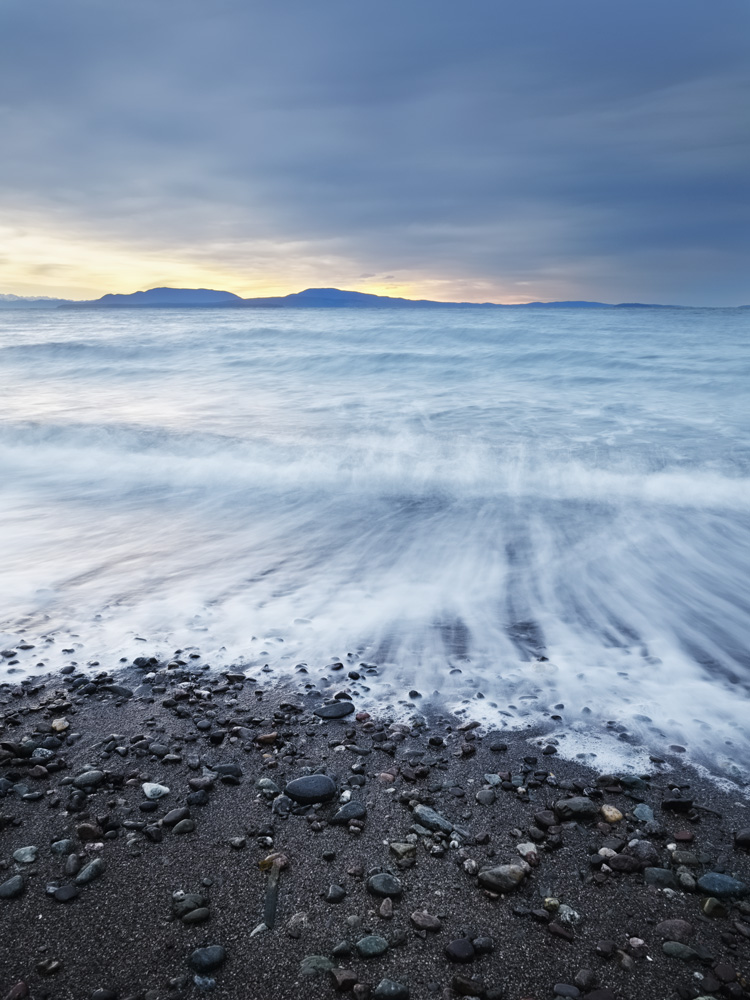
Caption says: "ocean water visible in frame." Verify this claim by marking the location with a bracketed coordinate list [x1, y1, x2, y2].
[1, 306, 749, 775]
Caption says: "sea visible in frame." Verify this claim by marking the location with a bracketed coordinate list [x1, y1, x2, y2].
[1, 305, 748, 777]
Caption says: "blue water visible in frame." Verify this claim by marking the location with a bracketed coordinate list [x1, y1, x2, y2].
[1, 306, 748, 774]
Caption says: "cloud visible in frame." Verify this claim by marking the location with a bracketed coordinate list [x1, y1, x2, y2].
[0, 0, 748, 303]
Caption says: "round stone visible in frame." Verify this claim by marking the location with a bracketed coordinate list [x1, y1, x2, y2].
[314, 701, 355, 719]
[189, 946, 226, 973]
[142, 782, 170, 800]
[73, 770, 104, 790]
[284, 774, 336, 805]
[356, 935, 389, 958]
[0, 875, 25, 900]
[373, 981, 409, 1000]
[12, 847, 38, 864]
[445, 938, 475, 963]
[367, 872, 403, 898]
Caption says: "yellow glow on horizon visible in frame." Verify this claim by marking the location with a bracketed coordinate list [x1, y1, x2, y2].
[0, 219, 543, 305]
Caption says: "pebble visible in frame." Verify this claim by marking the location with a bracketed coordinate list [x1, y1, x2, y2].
[12, 847, 37, 864]
[736, 828, 750, 850]
[314, 702, 355, 719]
[173, 819, 196, 834]
[300, 955, 335, 975]
[367, 872, 403, 898]
[0, 875, 25, 899]
[189, 946, 226, 973]
[410, 909, 441, 931]
[445, 938, 475, 962]
[75, 858, 106, 885]
[477, 863, 529, 893]
[142, 782, 170, 800]
[326, 884, 347, 904]
[285, 774, 336, 805]
[554, 797, 600, 821]
[600, 805, 623, 823]
[332, 800, 367, 824]
[412, 803, 453, 834]
[553, 987, 580, 998]
[373, 980, 409, 1000]
[73, 770, 104, 790]
[330, 969, 358, 992]
[655, 919, 693, 943]
[643, 867, 678, 889]
[696, 872, 747, 898]
[54, 884, 79, 903]
[663, 941, 700, 961]
[356, 934, 389, 958]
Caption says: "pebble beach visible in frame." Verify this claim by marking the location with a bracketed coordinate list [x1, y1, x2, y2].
[1, 654, 749, 1000]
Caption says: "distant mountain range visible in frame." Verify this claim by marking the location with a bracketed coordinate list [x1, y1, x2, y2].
[0, 286, 744, 310]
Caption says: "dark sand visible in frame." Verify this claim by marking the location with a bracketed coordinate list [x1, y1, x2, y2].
[1, 661, 749, 1000]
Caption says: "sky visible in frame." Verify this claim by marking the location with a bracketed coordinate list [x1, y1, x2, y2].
[1, 1, 748, 305]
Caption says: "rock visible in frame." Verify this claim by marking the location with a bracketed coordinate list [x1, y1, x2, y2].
[356, 935, 389, 958]
[702, 897, 728, 917]
[367, 873, 403, 898]
[475, 788, 496, 806]
[696, 872, 747, 898]
[75, 858, 106, 886]
[373, 980, 409, 1000]
[477, 864, 528, 893]
[410, 910, 441, 931]
[3, 985, 29, 1000]
[390, 842, 416, 860]
[553, 987, 581, 999]
[633, 803, 655, 823]
[554, 797, 599, 821]
[643, 867, 678, 889]
[607, 854, 641, 873]
[77, 822, 103, 842]
[412, 803, 453, 834]
[662, 797, 693, 812]
[142, 782, 170, 799]
[655, 919, 693, 943]
[662, 941, 700, 961]
[600, 805, 623, 823]
[0, 875, 25, 900]
[172, 819, 196, 834]
[326, 884, 347, 904]
[183, 907, 210, 924]
[332, 800, 367, 824]
[12, 847, 37, 864]
[735, 829, 750, 850]
[189, 946, 226, 973]
[54, 884, 79, 903]
[314, 702, 355, 719]
[73, 770, 104, 790]
[162, 807, 190, 826]
[445, 938, 475, 963]
[330, 968, 358, 992]
[452, 975, 487, 997]
[300, 955, 335, 975]
[172, 892, 206, 917]
[51, 839, 75, 855]
[285, 775, 336, 805]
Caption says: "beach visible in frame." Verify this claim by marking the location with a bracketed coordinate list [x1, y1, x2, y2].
[1, 657, 749, 1000]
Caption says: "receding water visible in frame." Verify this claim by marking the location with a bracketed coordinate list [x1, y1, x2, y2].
[1, 306, 749, 774]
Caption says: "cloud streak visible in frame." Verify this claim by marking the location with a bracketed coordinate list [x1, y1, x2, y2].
[1, 0, 748, 303]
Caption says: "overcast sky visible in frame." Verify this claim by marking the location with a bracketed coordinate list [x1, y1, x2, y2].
[1, 0, 748, 303]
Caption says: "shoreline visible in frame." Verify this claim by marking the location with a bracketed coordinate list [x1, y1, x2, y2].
[1, 660, 749, 1000]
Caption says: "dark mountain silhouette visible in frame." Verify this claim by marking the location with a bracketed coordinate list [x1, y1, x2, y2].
[52, 285, 682, 309]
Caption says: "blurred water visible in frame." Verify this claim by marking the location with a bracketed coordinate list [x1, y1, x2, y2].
[1, 306, 748, 772]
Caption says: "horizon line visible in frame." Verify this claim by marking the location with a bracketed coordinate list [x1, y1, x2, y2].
[1, 284, 746, 309]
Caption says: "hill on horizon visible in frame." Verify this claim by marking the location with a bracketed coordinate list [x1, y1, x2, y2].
[49, 285, 682, 309]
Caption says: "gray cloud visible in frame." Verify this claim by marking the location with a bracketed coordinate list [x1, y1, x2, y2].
[0, 0, 748, 303]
